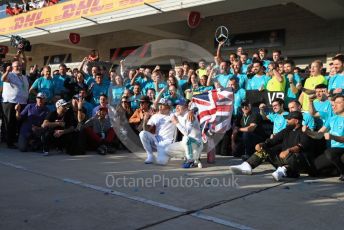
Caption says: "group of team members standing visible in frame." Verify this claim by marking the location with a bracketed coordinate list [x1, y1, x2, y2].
[0, 47, 343, 180]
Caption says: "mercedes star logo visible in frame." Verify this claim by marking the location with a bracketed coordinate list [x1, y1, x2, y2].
[215, 26, 229, 43]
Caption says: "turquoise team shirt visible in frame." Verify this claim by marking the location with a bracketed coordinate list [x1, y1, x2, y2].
[90, 83, 108, 105]
[215, 74, 230, 88]
[227, 74, 248, 89]
[267, 111, 289, 134]
[284, 73, 302, 104]
[109, 84, 125, 106]
[247, 75, 270, 90]
[328, 74, 344, 91]
[144, 81, 167, 96]
[134, 76, 153, 95]
[233, 88, 246, 116]
[313, 99, 334, 129]
[130, 94, 142, 110]
[325, 115, 344, 148]
[31, 77, 55, 101]
[53, 74, 69, 96]
[302, 112, 315, 131]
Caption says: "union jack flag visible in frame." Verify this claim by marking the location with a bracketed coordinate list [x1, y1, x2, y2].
[192, 88, 234, 143]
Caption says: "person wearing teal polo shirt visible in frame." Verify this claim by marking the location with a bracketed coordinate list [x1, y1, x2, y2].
[328, 55, 344, 94]
[89, 73, 108, 105]
[130, 83, 142, 111]
[260, 98, 288, 135]
[288, 100, 315, 131]
[30, 66, 55, 102]
[144, 71, 167, 96]
[228, 78, 246, 117]
[309, 84, 334, 129]
[228, 60, 248, 89]
[53, 63, 70, 98]
[306, 95, 344, 181]
[247, 60, 270, 91]
[283, 59, 302, 105]
[108, 74, 125, 107]
[213, 61, 229, 88]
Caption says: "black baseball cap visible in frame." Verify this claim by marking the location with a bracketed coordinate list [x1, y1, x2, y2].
[286, 111, 303, 120]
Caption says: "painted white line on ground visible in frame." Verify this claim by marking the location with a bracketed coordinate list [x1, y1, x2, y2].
[191, 212, 254, 230]
[0, 160, 254, 230]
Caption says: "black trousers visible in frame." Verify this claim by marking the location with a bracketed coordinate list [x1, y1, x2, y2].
[247, 144, 311, 178]
[41, 130, 84, 155]
[324, 148, 344, 175]
[1, 102, 18, 146]
[231, 131, 265, 157]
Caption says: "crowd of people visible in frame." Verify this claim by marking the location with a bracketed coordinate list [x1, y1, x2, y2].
[5, 0, 60, 16]
[0, 42, 343, 182]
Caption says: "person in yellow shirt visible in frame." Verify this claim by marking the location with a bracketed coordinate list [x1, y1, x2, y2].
[266, 62, 286, 92]
[299, 60, 327, 111]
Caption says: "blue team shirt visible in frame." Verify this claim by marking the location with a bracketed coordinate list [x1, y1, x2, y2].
[284, 73, 302, 104]
[233, 88, 246, 116]
[53, 75, 69, 96]
[90, 83, 108, 105]
[130, 94, 142, 110]
[144, 82, 167, 96]
[328, 74, 344, 91]
[31, 77, 55, 101]
[215, 74, 230, 88]
[325, 115, 344, 148]
[109, 84, 125, 106]
[302, 112, 315, 131]
[228, 74, 248, 89]
[313, 99, 334, 129]
[247, 75, 270, 90]
[267, 111, 289, 134]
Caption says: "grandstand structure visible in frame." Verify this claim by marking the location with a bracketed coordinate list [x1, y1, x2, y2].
[0, 0, 343, 69]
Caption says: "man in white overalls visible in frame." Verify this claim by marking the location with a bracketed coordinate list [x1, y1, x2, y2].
[163, 100, 203, 168]
[139, 98, 177, 164]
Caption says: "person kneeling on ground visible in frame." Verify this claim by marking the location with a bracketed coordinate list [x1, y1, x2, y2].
[83, 107, 116, 155]
[229, 111, 314, 181]
[15, 92, 50, 152]
[163, 100, 203, 168]
[41, 99, 80, 156]
[139, 98, 177, 164]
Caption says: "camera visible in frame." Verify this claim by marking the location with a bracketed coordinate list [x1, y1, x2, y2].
[10, 35, 32, 52]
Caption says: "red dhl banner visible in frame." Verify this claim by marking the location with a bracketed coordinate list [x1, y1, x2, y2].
[0, 0, 159, 34]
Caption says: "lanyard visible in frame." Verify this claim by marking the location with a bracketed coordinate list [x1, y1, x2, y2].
[243, 115, 250, 126]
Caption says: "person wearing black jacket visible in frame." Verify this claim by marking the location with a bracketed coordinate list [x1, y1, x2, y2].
[229, 111, 313, 181]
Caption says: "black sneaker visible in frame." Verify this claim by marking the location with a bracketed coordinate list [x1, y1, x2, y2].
[339, 175, 344, 182]
[97, 145, 107, 155]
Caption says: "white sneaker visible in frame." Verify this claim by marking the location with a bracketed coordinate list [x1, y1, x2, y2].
[144, 155, 155, 164]
[229, 162, 252, 175]
[272, 166, 287, 181]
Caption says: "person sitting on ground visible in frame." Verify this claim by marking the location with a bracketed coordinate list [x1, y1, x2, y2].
[41, 99, 79, 156]
[129, 96, 154, 134]
[230, 111, 314, 181]
[304, 95, 344, 181]
[83, 107, 115, 155]
[92, 94, 108, 117]
[139, 98, 177, 164]
[165, 99, 203, 168]
[231, 101, 266, 159]
[15, 92, 50, 152]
